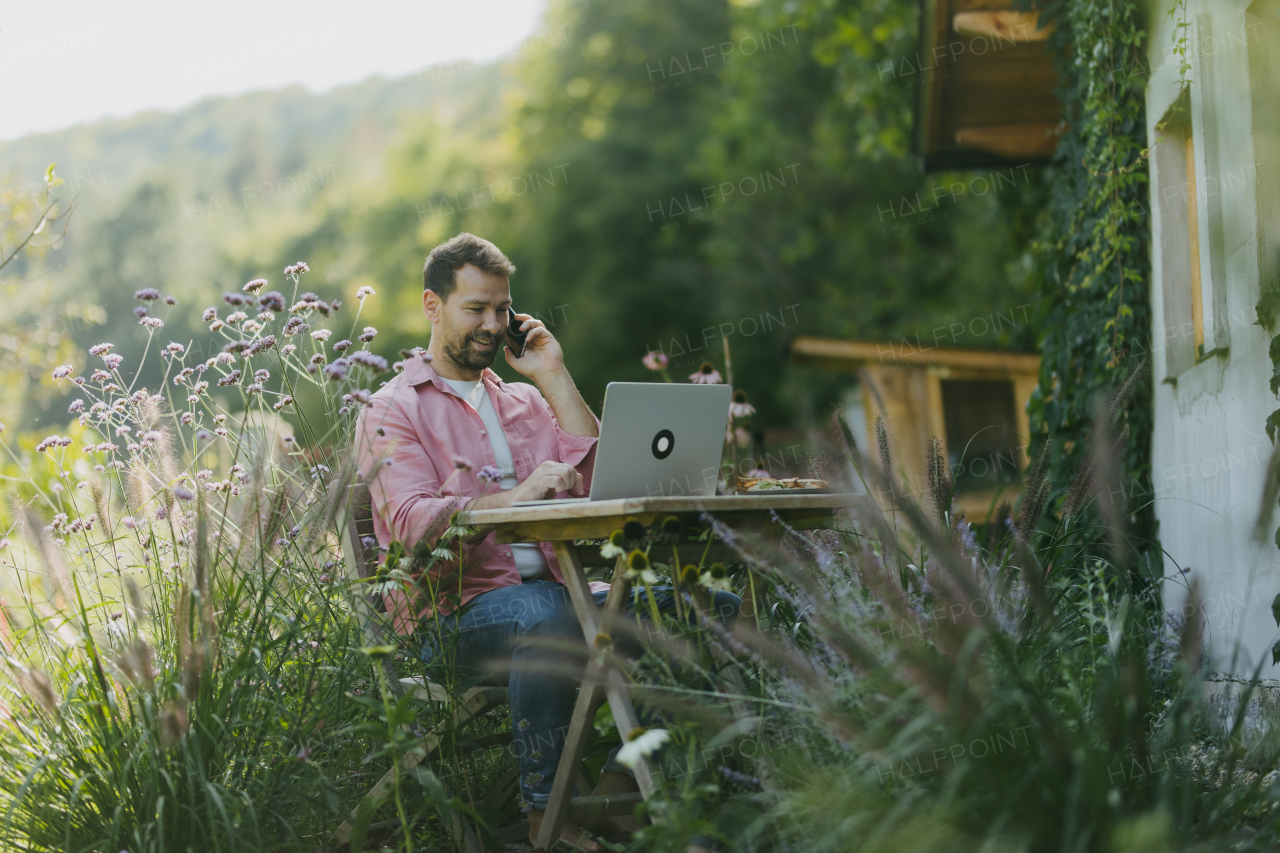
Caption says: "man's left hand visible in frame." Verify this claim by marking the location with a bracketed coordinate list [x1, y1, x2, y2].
[503, 313, 565, 381]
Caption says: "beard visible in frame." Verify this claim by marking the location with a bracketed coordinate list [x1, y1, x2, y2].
[443, 329, 500, 372]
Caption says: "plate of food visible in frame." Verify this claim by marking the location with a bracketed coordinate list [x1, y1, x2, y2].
[736, 476, 831, 493]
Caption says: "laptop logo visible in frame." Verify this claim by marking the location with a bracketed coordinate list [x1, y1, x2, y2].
[651, 429, 674, 460]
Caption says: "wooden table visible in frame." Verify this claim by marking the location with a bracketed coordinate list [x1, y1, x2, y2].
[455, 492, 855, 849]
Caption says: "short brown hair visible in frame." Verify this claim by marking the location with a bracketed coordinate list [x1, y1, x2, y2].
[423, 233, 516, 301]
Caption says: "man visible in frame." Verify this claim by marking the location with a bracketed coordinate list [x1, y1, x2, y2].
[357, 233, 736, 849]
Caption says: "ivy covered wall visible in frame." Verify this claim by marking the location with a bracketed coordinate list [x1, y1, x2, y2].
[1022, 0, 1157, 559]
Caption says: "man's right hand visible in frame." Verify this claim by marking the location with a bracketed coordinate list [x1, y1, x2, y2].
[460, 460, 585, 541]
[514, 460, 584, 502]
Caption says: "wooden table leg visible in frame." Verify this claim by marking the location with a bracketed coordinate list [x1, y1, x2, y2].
[536, 542, 652, 850]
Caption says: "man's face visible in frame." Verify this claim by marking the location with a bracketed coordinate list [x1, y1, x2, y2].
[424, 263, 511, 373]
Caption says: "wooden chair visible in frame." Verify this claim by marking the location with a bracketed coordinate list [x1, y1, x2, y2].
[333, 484, 640, 851]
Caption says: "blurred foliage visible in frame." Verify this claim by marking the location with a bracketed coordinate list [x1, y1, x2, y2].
[0, 0, 1044, 457]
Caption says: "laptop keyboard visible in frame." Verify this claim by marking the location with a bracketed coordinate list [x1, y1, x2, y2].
[509, 497, 591, 506]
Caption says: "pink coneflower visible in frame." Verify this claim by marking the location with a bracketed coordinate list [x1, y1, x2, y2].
[734, 427, 751, 449]
[689, 362, 722, 384]
[744, 467, 771, 478]
[89, 343, 113, 356]
[642, 351, 669, 371]
[243, 278, 268, 294]
[356, 285, 375, 300]
[729, 389, 755, 418]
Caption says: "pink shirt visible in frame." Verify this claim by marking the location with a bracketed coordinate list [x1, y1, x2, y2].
[354, 353, 599, 635]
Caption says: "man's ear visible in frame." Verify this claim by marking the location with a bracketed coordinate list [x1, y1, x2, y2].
[423, 289, 442, 324]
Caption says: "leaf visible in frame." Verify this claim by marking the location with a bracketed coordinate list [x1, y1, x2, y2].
[1271, 592, 1280, 627]
[1267, 409, 1280, 444]
[1272, 639, 1280, 667]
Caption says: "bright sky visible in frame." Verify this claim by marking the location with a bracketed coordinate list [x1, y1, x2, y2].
[0, 0, 547, 141]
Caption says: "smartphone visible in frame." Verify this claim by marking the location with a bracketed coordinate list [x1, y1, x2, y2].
[505, 306, 528, 358]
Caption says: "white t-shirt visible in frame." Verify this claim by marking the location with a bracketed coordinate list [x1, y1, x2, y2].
[441, 377, 550, 580]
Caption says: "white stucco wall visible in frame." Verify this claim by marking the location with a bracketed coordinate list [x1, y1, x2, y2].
[1147, 0, 1280, 680]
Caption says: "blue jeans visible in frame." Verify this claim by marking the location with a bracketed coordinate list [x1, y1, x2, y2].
[419, 580, 740, 810]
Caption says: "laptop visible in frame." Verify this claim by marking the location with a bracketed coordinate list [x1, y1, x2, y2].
[511, 382, 732, 504]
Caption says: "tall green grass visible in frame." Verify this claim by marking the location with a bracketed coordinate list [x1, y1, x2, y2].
[615, 413, 1280, 853]
[2, 260, 1277, 853]
[0, 272, 495, 852]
